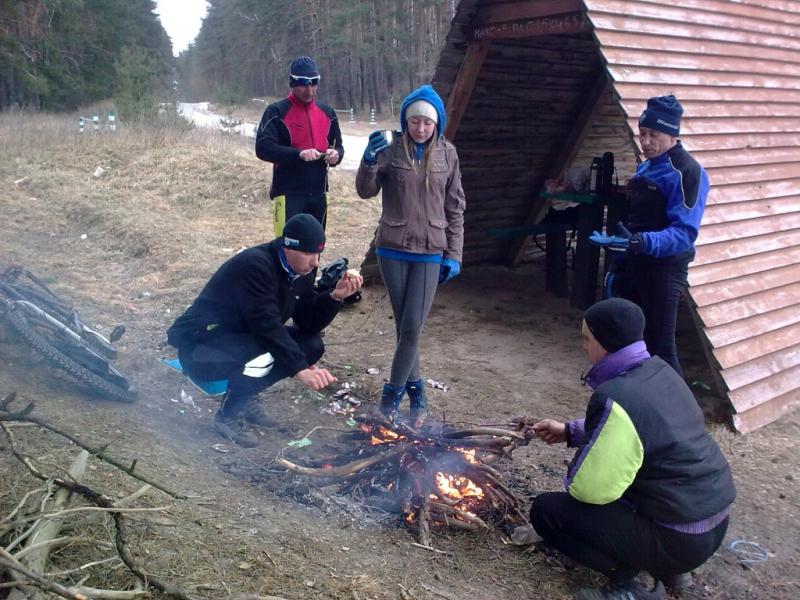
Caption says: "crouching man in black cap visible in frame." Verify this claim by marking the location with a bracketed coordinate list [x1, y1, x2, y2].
[167, 214, 362, 447]
[528, 298, 735, 600]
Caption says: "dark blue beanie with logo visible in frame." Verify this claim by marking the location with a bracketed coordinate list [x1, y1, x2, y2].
[638, 94, 683, 136]
[282, 214, 325, 253]
[289, 56, 319, 86]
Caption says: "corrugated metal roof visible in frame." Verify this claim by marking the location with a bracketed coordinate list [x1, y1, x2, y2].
[586, 0, 800, 431]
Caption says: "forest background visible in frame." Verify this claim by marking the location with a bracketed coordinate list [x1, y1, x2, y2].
[1, 0, 455, 117]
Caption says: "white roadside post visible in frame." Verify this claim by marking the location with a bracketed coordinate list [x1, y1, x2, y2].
[107, 111, 116, 132]
[349, 108, 355, 123]
[79, 117, 85, 133]
[92, 112, 99, 132]
[369, 108, 376, 125]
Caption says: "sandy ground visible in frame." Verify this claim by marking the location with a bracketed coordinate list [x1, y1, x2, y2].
[0, 113, 798, 599]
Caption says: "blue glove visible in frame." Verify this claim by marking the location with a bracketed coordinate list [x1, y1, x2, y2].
[588, 227, 637, 253]
[588, 230, 613, 247]
[363, 130, 390, 166]
[439, 258, 461, 284]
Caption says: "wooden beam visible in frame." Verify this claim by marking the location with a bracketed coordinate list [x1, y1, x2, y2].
[475, 0, 583, 25]
[473, 12, 589, 41]
[506, 72, 611, 267]
[444, 40, 489, 142]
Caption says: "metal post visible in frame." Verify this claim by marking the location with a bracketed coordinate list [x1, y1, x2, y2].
[369, 108, 376, 125]
[92, 113, 99, 132]
[107, 111, 116, 132]
[349, 108, 355, 123]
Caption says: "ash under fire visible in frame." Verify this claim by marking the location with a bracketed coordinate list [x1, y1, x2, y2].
[276, 414, 533, 546]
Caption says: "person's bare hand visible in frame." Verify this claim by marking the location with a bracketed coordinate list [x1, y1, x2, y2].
[300, 148, 323, 161]
[324, 148, 340, 166]
[532, 419, 567, 444]
[295, 365, 337, 390]
[331, 271, 363, 301]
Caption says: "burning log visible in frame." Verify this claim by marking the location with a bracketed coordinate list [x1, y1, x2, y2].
[443, 427, 525, 440]
[275, 446, 405, 478]
[275, 413, 529, 546]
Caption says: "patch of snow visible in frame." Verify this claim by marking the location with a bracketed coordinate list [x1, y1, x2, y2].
[177, 102, 366, 171]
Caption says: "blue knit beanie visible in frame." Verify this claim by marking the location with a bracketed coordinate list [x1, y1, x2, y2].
[639, 95, 683, 136]
[400, 85, 446, 138]
[289, 56, 319, 86]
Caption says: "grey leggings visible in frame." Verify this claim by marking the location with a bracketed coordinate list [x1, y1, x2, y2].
[378, 257, 440, 386]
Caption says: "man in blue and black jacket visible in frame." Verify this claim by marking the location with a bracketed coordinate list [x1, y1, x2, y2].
[613, 94, 709, 376]
[255, 56, 345, 236]
[530, 298, 735, 600]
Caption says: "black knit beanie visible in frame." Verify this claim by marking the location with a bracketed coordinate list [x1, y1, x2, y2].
[584, 298, 645, 353]
[282, 214, 325, 253]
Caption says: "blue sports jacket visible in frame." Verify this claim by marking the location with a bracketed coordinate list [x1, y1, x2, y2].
[627, 142, 709, 261]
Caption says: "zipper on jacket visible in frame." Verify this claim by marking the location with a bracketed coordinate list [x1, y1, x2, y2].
[304, 103, 315, 150]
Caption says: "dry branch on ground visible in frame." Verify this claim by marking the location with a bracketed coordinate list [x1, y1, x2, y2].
[0, 392, 199, 599]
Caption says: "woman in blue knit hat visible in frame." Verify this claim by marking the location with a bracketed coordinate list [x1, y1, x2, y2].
[356, 85, 466, 425]
[611, 94, 709, 377]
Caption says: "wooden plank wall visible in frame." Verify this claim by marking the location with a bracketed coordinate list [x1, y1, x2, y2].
[587, 0, 800, 432]
[435, 34, 602, 264]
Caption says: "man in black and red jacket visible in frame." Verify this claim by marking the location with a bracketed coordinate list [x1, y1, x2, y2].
[255, 56, 345, 236]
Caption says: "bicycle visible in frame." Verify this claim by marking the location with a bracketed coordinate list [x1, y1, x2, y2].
[0, 266, 138, 402]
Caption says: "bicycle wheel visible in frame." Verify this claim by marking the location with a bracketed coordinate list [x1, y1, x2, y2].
[5, 304, 138, 403]
[2, 277, 119, 360]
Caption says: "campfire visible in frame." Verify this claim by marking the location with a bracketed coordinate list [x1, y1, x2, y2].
[276, 414, 533, 547]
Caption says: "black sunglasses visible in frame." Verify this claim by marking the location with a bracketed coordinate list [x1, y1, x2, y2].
[291, 74, 320, 86]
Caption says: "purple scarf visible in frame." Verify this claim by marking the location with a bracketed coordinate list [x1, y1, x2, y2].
[582, 340, 650, 390]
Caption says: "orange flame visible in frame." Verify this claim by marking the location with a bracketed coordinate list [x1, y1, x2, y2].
[435, 472, 484, 501]
[369, 426, 402, 445]
[460, 449, 477, 463]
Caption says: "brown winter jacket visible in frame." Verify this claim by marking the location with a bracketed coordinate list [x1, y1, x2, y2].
[355, 136, 466, 263]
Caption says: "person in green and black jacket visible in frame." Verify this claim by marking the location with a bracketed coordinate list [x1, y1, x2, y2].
[529, 298, 735, 600]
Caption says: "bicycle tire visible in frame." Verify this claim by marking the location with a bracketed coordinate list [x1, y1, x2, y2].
[5, 306, 138, 403]
[1, 279, 119, 360]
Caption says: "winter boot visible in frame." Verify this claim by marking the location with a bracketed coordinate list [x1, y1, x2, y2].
[212, 412, 258, 448]
[661, 572, 693, 594]
[244, 398, 278, 428]
[574, 580, 666, 600]
[406, 378, 428, 427]
[380, 383, 405, 419]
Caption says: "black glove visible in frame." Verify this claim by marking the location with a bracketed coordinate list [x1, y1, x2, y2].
[615, 222, 645, 255]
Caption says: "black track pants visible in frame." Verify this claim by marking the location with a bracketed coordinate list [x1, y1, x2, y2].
[530, 492, 728, 584]
[178, 326, 324, 418]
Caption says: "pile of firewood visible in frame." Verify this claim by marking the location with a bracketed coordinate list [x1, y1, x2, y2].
[0, 392, 198, 600]
[276, 414, 534, 547]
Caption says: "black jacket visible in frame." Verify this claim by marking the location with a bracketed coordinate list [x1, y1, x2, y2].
[167, 240, 342, 375]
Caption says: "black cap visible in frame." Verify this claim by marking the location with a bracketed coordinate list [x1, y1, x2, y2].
[282, 214, 325, 253]
[584, 298, 645, 353]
